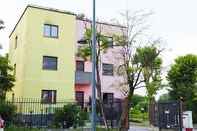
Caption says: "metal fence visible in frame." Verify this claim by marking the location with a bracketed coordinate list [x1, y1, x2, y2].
[8, 98, 76, 127]
[150, 100, 184, 130]
[6, 98, 123, 128]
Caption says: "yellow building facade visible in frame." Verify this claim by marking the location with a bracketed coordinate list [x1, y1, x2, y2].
[8, 5, 76, 102]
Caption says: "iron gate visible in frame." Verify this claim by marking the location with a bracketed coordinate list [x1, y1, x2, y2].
[150, 100, 183, 130]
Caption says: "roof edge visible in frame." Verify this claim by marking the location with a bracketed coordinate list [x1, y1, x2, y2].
[9, 4, 76, 38]
[9, 4, 126, 38]
[27, 4, 76, 16]
[77, 18, 126, 28]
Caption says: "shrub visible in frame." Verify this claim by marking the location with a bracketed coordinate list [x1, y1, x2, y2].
[0, 101, 16, 126]
[54, 104, 88, 128]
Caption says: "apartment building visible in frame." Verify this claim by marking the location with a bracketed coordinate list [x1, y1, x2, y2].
[8, 5, 126, 104]
[8, 5, 76, 102]
[75, 19, 126, 106]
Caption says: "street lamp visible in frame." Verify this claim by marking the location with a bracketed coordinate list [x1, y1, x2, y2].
[91, 0, 97, 131]
[77, 1, 97, 130]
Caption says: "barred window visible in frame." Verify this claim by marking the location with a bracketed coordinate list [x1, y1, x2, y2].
[103, 93, 114, 103]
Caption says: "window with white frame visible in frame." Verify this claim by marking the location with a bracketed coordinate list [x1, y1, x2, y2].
[44, 24, 58, 38]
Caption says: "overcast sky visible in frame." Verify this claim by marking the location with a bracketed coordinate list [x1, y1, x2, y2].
[0, 0, 197, 97]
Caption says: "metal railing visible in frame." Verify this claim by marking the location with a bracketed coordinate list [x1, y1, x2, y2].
[5, 98, 123, 129]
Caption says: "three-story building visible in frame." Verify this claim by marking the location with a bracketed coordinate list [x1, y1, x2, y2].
[8, 5, 76, 102]
[8, 5, 126, 105]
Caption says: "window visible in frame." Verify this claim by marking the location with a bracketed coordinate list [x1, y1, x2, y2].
[102, 63, 113, 76]
[43, 56, 58, 70]
[103, 93, 113, 103]
[41, 90, 56, 104]
[76, 61, 84, 71]
[15, 36, 18, 49]
[75, 91, 84, 108]
[44, 24, 58, 38]
[104, 36, 113, 47]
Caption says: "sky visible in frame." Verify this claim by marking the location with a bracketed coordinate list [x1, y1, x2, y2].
[0, 0, 197, 98]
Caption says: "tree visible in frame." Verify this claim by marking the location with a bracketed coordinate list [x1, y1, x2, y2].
[77, 24, 111, 127]
[167, 54, 197, 122]
[134, 45, 163, 122]
[0, 55, 15, 100]
[113, 10, 154, 130]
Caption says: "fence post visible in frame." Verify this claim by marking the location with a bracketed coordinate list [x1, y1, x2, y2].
[30, 111, 33, 129]
[110, 102, 113, 128]
[40, 109, 43, 128]
[179, 99, 183, 131]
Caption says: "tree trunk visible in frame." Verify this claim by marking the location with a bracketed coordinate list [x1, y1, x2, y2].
[120, 97, 129, 131]
[119, 83, 134, 131]
[148, 97, 155, 125]
[96, 61, 108, 128]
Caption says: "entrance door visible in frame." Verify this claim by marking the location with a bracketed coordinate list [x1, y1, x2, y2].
[75, 91, 84, 108]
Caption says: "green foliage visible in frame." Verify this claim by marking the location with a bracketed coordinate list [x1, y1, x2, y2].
[77, 28, 112, 60]
[129, 107, 148, 123]
[158, 93, 171, 102]
[167, 54, 197, 123]
[54, 104, 88, 128]
[0, 55, 15, 100]
[5, 126, 41, 131]
[131, 94, 145, 106]
[135, 45, 162, 99]
[167, 54, 197, 98]
[129, 95, 148, 123]
[0, 101, 16, 126]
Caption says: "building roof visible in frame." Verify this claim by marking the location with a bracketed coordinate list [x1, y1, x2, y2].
[9, 4, 126, 38]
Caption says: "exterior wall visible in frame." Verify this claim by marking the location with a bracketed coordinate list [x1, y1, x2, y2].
[8, 6, 76, 101]
[8, 10, 29, 99]
[75, 84, 91, 102]
[76, 19, 126, 100]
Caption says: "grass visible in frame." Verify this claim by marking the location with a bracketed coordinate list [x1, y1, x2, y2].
[5, 126, 119, 131]
[5, 127, 42, 131]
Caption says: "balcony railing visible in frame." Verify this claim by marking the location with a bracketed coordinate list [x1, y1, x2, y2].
[75, 71, 91, 84]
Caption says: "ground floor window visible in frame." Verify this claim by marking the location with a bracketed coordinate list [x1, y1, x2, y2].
[75, 91, 84, 108]
[103, 93, 114, 104]
[41, 90, 57, 104]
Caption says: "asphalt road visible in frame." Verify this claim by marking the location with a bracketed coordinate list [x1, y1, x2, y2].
[129, 126, 152, 131]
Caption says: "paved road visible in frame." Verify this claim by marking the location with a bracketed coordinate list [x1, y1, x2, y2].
[129, 126, 197, 131]
[129, 126, 151, 131]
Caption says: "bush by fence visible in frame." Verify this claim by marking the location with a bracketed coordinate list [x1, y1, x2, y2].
[0, 101, 16, 126]
[54, 103, 88, 128]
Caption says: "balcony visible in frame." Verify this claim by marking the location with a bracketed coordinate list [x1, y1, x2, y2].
[75, 71, 91, 84]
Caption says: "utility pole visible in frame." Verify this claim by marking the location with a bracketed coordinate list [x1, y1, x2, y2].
[91, 0, 96, 131]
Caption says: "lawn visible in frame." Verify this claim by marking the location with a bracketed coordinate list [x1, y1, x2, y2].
[5, 127, 41, 131]
[5, 126, 119, 131]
